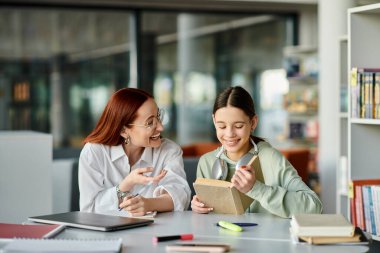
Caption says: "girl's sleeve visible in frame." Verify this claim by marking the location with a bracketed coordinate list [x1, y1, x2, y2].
[245, 148, 323, 218]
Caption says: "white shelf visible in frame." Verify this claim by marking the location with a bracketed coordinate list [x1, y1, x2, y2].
[350, 118, 380, 125]
[338, 35, 348, 42]
[338, 191, 348, 197]
[337, 33, 349, 218]
[288, 76, 318, 85]
[349, 3, 380, 14]
[283, 45, 317, 56]
[345, 3, 380, 229]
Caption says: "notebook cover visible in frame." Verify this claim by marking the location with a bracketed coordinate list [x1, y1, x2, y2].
[193, 178, 253, 215]
[28, 211, 153, 231]
[0, 223, 62, 239]
[291, 214, 355, 237]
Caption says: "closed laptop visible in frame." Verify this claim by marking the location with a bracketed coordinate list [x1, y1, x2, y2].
[29, 211, 153, 232]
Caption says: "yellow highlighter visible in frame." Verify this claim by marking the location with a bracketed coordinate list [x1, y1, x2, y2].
[218, 221, 243, 232]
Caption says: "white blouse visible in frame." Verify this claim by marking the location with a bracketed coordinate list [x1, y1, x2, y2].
[78, 138, 191, 213]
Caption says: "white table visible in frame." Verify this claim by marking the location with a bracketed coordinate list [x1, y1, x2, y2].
[44, 211, 372, 253]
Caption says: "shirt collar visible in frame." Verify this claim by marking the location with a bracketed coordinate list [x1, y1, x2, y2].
[110, 145, 125, 162]
[110, 144, 154, 167]
[139, 146, 153, 167]
[217, 143, 259, 164]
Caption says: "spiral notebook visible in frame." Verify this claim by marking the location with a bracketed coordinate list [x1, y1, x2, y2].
[2, 238, 122, 253]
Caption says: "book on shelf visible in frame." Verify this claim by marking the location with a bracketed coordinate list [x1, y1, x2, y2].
[193, 178, 253, 215]
[350, 68, 380, 119]
[2, 238, 122, 253]
[0, 223, 65, 241]
[291, 214, 355, 237]
[355, 185, 365, 231]
[362, 185, 380, 236]
[296, 227, 370, 245]
[349, 179, 380, 232]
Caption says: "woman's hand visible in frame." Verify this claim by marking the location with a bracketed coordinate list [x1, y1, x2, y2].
[191, 195, 213, 214]
[119, 168, 167, 192]
[119, 195, 151, 216]
[231, 165, 256, 193]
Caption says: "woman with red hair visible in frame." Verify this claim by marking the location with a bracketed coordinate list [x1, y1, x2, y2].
[79, 88, 191, 216]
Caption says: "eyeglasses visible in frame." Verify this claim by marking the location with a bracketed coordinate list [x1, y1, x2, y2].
[128, 108, 166, 130]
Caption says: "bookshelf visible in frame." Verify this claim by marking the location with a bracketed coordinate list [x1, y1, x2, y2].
[348, 3, 380, 240]
[282, 45, 319, 193]
[283, 45, 318, 145]
[336, 36, 349, 219]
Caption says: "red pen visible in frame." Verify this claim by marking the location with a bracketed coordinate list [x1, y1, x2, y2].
[152, 234, 193, 243]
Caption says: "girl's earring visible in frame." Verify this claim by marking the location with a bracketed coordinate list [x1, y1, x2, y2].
[124, 136, 131, 145]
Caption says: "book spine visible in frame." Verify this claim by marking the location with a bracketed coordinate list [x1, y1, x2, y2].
[370, 73, 373, 118]
[361, 73, 367, 118]
[374, 186, 380, 236]
[230, 188, 243, 215]
[358, 72, 363, 118]
[351, 68, 358, 118]
[349, 181, 357, 226]
[355, 185, 365, 231]
[372, 186, 380, 235]
[375, 73, 380, 119]
[368, 186, 377, 235]
[362, 186, 372, 234]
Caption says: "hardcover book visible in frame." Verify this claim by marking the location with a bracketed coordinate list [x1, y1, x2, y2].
[291, 214, 355, 237]
[297, 227, 369, 245]
[193, 178, 253, 215]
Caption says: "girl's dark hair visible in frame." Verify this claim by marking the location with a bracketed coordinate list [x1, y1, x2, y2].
[213, 86, 264, 143]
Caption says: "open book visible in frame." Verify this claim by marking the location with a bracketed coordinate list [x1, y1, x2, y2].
[193, 153, 263, 215]
[193, 178, 253, 214]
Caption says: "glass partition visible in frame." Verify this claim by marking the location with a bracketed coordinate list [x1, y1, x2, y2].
[0, 7, 296, 148]
[142, 12, 294, 145]
[0, 8, 131, 147]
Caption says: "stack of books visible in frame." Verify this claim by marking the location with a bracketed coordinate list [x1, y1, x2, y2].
[290, 214, 369, 245]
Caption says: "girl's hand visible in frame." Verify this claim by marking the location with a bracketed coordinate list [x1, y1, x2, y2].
[191, 195, 213, 214]
[119, 168, 167, 192]
[231, 165, 256, 193]
[119, 195, 151, 216]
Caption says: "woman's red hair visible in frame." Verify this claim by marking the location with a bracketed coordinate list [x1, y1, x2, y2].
[84, 88, 153, 145]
